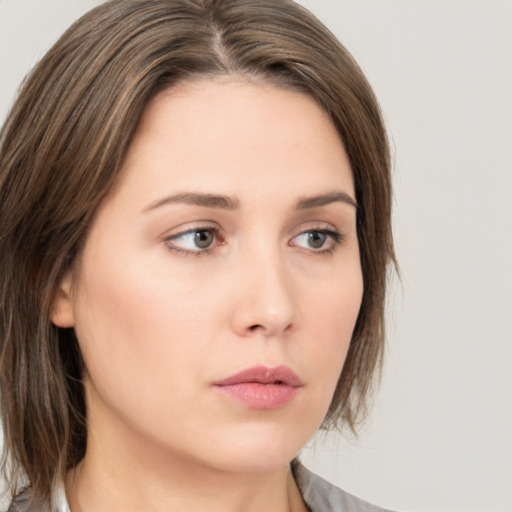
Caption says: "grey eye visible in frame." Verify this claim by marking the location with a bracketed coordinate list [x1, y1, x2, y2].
[194, 230, 214, 248]
[166, 227, 219, 253]
[306, 231, 327, 249]
[290, 228, 343, 252]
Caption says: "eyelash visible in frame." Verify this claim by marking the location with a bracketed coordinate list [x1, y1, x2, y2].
[164, 226, 222, 256]
[290, 229, 345, 255]
[163, 226, 345, 256]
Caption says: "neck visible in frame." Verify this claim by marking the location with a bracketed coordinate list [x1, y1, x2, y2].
[66, 455, 306, 512]
[65, 413, 308, 512]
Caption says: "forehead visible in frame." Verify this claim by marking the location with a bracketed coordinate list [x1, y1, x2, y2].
[110, 78, 354, 209]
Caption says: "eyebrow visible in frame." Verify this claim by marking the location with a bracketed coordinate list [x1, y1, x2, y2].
[142, 192, 240, 212]
[296, 191, 357, 210]
[142, 190, 357, 213]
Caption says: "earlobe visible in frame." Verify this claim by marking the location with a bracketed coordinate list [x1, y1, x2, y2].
[50, 273, 75, 328]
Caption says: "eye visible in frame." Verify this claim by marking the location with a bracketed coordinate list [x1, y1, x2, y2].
[290, 229, 343, 252]
[164, 227, 220, 254]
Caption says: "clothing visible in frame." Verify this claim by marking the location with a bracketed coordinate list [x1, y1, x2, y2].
[8, 462, 393, 512]
[292, 461, 394, 512]
[6, 485, 68, 512]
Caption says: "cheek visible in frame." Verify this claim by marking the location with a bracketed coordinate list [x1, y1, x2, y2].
[72, 249, 190, 397]
[71, 236, 229, 400]
[299, 265, 363, 399]
[307, 260, 363, 340]
[71, 262, 222, 449]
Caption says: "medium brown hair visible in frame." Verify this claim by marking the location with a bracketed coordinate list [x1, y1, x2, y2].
[0, 0, 395, 505]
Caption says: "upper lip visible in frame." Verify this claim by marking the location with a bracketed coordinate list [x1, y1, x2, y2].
[213, 365, 303, 387]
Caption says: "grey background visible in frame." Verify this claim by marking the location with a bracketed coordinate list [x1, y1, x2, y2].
[1, 1, 511, 511]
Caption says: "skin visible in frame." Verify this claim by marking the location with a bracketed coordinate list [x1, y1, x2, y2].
[52, 78, 363, 512]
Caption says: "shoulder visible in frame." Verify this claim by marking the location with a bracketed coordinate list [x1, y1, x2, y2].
[293, 461, 396, 512]
[6, 488, 44, 512]
[7, 484, 68, 512]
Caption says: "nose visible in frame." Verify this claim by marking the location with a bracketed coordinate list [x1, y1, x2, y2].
[230, 250, 296, 338]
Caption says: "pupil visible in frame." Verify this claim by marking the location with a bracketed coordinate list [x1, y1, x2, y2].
[194, 230, 213, 248]
[308, 231, 326, 249]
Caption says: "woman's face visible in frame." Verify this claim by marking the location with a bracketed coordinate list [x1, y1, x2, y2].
[53, 79, 363, 473]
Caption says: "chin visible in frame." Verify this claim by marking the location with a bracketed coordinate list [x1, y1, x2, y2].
[191, 420, 316, 474]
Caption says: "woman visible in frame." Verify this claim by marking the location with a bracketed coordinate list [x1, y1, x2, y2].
[0, 1, 396, 511]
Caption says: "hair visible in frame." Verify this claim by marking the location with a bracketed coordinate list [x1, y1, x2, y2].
[0, 0, 395, 506]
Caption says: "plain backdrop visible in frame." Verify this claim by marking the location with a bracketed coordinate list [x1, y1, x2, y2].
[1, 1, 511, 511]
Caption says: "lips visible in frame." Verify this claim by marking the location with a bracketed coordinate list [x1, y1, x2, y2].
[213, 365, 303, 410]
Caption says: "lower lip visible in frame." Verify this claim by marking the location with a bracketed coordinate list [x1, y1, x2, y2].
[214, 383, 300, 410]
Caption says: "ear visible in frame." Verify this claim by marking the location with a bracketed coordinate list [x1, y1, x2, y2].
[50, 272, 75, 328]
